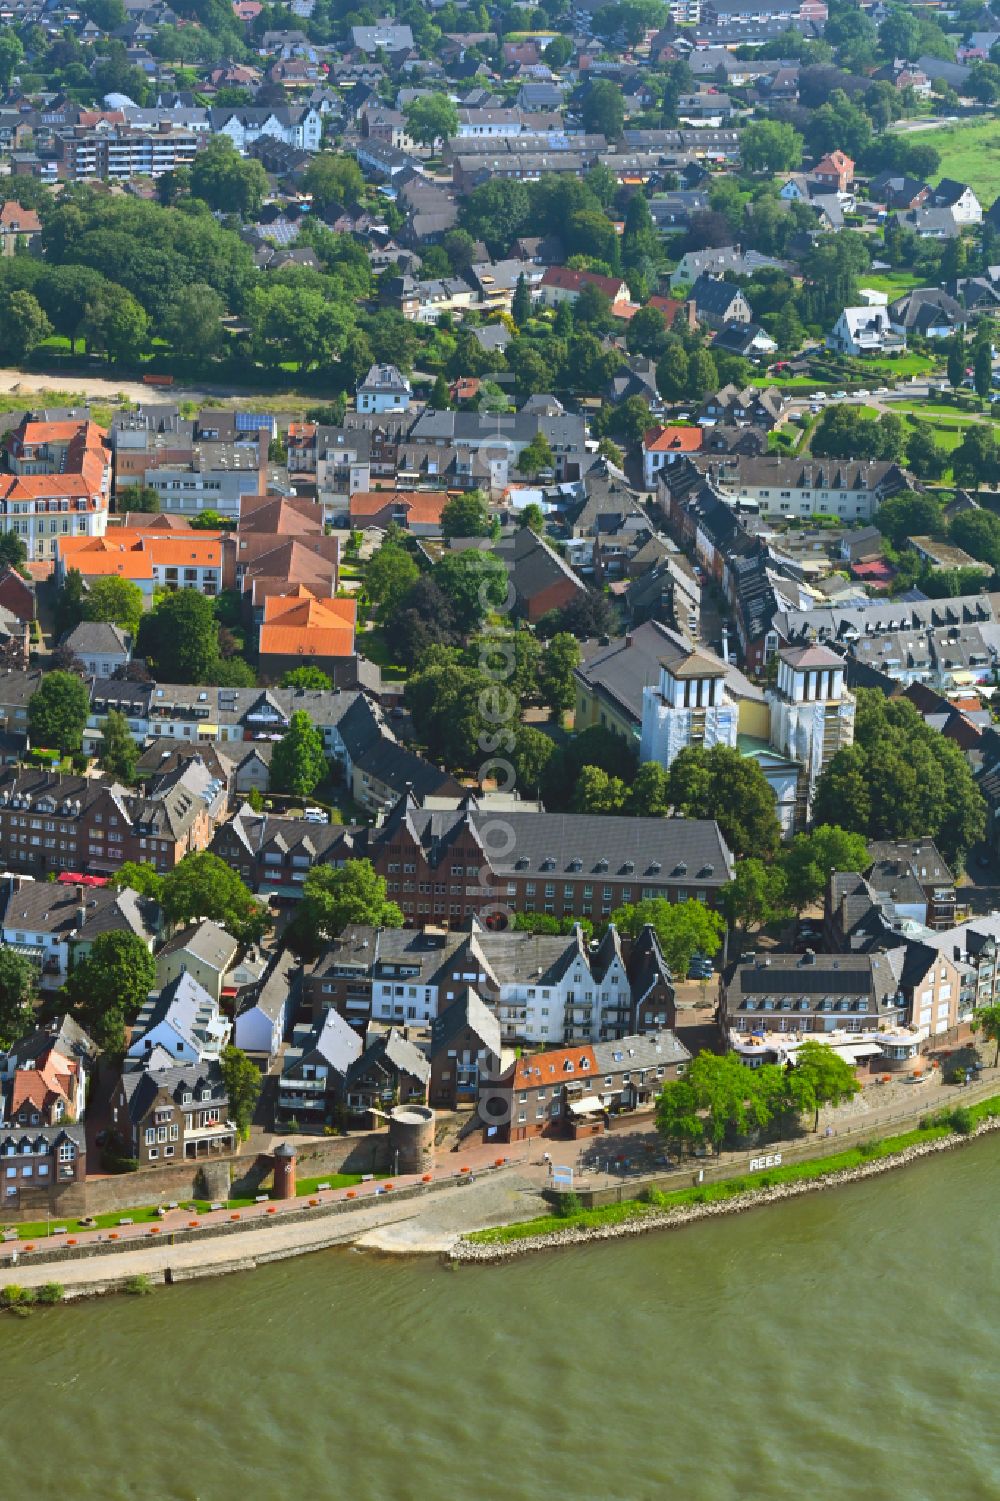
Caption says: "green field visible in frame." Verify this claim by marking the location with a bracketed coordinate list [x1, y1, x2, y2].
[915, 118, 1000, 206]
[858, 270, 924, 297]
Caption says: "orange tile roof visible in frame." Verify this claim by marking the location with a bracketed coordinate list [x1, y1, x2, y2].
[349, 490, 450, 525]
[11, 1050, 76, 1117]
[0, 202, 41, 233]
[19, 419, 107, 447]
[644, 424, 703, 453]
[259, 593, 356, 659]
[514, 1045, 598, 1090]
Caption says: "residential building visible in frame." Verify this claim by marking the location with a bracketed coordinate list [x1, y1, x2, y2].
[155, 919, 239, 1005]
[689, 274, 752, 331]
[0, 201, 42, 255]
[429, 987, 503, 1109]
[234, 953, 298, 1060]
[812, 149, 854, 192]
[483, 1029, 691, 1142]
[537, 265, 631, 309]
[356, 363, 412, 414]
[827, 306, 907, 357]
[257, 591, 357, 682]
[0, 1125, 85, 1210]
[643, 425, 703, 488]
[366, 789, 734, 928]
[113, 1061, 235, 1165]
[343, 1027, 429, 1121]
[126, 972, 232, 1069]
[278, 1007, 363, 1121]
[0, 416, 111, 561]
[0, 879, 156, 989]
[60, 621, 132, 678]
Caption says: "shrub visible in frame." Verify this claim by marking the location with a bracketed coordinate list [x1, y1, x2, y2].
[124, 1274, 153, 1296]
[642, 1187, 668, 1207]
[36, 1282, 64, 1305]
[948, 1065, 968, 1085]
[554, 1191, 581, 1218]
[949, 1106, 974, 1135]
[1, 1284, 36, 1312]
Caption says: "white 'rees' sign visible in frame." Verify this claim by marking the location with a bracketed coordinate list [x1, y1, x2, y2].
[750, 1154, 782, 1172]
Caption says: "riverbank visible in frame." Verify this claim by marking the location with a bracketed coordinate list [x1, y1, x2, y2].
[451, 1106, 1000, 1263]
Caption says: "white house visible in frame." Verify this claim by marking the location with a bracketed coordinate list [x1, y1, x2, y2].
[60, 621, 132, 679]
[126, 973, 231, 1069]
[826, 306, 906, 357]
[355, 362, 412, 414]
[234, 955, 297, 1060]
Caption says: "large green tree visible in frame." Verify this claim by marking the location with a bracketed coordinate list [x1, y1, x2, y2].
[82, 575, 143, 639]
[160, 852, 267, 944]
[189, 136, 268, 217]
[611, 897, 725, 978]
[812, 689, 985, 867]
[0, 949, 36, 1050]
[781, 825, 871, 912]
[98, 709, 138, 782]
[220, 1044, 261, 1140]
[65, 931, 156, 1056]
[289, 860, 403, 956]
[723, 858, 790, 934]
[269, 711, 327, 799]
[137, 589, 220, 683]
[27, 672, 90, 754]
[667, 744, 782, 859]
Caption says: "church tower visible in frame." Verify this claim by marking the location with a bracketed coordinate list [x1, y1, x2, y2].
[767, 645, 855, 829]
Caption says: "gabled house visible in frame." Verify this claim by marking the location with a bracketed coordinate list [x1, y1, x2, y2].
[343, 1026, 430, 1121]
[278, 1006, 363, 1121]
[113, 1061, 234, 1165]
[928, 178, 982, 226]
[689, 274, 752, 331]
[234, 952, 298, 1060]
[126, 972, 231, 1069]
[356, 362, 412, 414]
[429, 987, 503, 1109]
[812, 149, 854, 193]
[155, 919, 239, 1005]
[888, 288, 966, 340]
[827, 306, 906, 357]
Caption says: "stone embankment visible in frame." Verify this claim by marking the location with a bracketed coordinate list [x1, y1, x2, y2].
[450, 1115, 1000, 1264]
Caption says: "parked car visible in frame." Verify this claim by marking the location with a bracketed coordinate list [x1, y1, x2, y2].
[303, 806, 330, 824]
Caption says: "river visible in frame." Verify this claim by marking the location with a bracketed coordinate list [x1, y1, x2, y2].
[5, 1138, 1000, 1501]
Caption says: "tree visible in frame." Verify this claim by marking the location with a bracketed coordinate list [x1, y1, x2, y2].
[0, 291, 51, 362]
[538, 632, 581, 717]
[430, 373, 451, 410]
[189, 136, 268, 217]
[781, 825, 870, 912]
[82, 575, 143, 639]
[581, 79, 625, 139]
[269, 711, 327, 799]
[460, 179, 531, 256]
[0, 31, 23, 91]
[109, 861, 164, 900]
[723, 858, 790, 934]
[573, 764, 628, 812]
[611, 897, 725, 978]
[512, 724, 558, 794]
[405, 658, 492, 768]
[303, 152, 365, 211]
[0, 530, 26, 570]
[441, 490, 493, 538]
[667, 744, 781, 859]
[947, 332, 965, 390]
[786, 1038, 860, 1131]
[98, 710, 138, 783]
[291, 860, 403, 955]
[950, 508, 1000, 572]
[627, 304, 671, 360]
[972, 1001, 1000, 1066]
[137, 589, 219, 683]
[628, 761, 671, 817]
[517, 431, 555, 479]
[741, 119, 803, 174]
[975, 340, 993, 401]
[519, 502, 545, 533]
[0, 949, 35, 1050]
[875, 490, 944, 549]
[432, 550, 508, 633]
[544, 33, 573, 67]
[116, 484, 160, 514]
[366, 543, 420, 622]
[64, 932, 157, 1056]
[27, 672, 90, 754]
[281, 666, 332, 691]
[404, 94, 459, 150]
[952, 426, 999, 490]
[512, 272, 531, 328]
[812, 689, 986, 867]
[82, 284, 150, 364]
[906, 426, 948, 482]
[655, 1077, 705, 1154]
[160, 852, 267, 944]
[621, 193, 659, 271]
[162, 283, 226, 360]
[220, 1045, 261, 1141]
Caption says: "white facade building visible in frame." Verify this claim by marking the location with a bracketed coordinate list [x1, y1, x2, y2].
[640, 649, 738, 768]
[766, 644, 855, 813]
